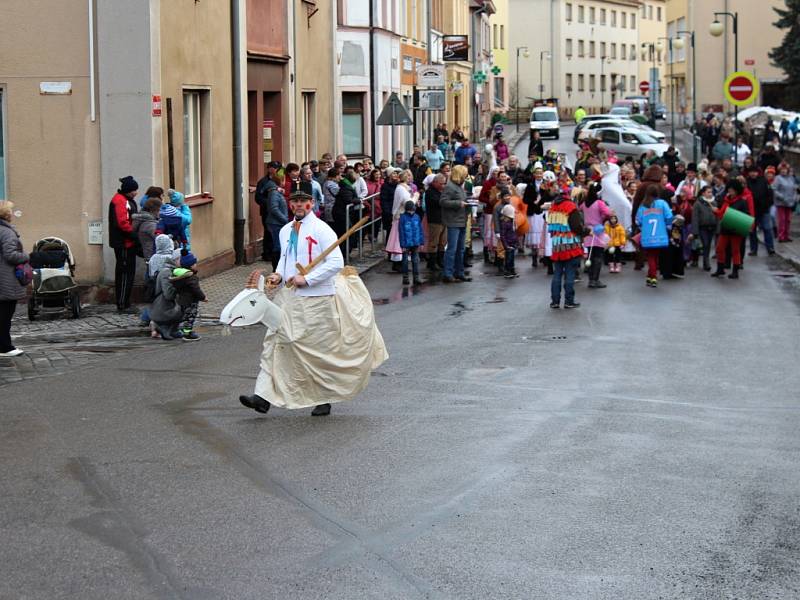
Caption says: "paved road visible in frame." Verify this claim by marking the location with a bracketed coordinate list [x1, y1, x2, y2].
[3, 254, 800, 599]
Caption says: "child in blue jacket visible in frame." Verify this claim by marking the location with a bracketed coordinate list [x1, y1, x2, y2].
[398, 200, 425, 286]
[635, 185, 673, 288]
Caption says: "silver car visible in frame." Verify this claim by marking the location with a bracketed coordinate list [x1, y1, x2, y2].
[578, 119, 666, 142]
[595, 127, 676, 159]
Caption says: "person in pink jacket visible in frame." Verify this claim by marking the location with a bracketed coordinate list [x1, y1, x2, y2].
[580, 181, 613, 289]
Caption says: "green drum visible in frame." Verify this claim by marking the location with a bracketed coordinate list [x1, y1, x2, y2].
[720, 207, 754, 236]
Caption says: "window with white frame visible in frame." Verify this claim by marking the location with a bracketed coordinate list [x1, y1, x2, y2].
[578, 40, 585, 57]
[0, 90, 5, 200]
[621, 43, 626, 60]
[566, 73, 573, 91]
[589, 6, 595, 23]
[590, 41, 596, 57]
[302, 92, 316, 162]
[566, 38, 573, 56]
[601, 74, 606, 92]
[600, 8, 606, 24]
[630, 45, 636, 60]
[578, 74, 585, 91]
[500, 24, 505, 49]
[611, 43, 616, 59]
[589, 74, 596, 92]
[630, 13, 636, 29]
[611, 10, 616, 26]
[600, 42, 606, 57]
[342, 92, 364, 155]
[183, 89, 210, 197]
[641, 4, 646, 19]
[578, 4, 584, 22]
[493, 24, 498, 49]
[657, 6, 662, 21]
[565, 3, 572, 21]
[647, 5, 653, 19]
[621, 12, 626, 28]
[630, 75, 636, 91]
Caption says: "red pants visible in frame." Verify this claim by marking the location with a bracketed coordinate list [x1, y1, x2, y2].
[645, 248, 660, 278]
[777, 206, 793, 241]
[716, 234, 743, 266]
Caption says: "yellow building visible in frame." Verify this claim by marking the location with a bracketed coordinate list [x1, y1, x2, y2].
[491, 0, 510, 114]
[433, 0, 473, 138]
[637, 1, 667, 108]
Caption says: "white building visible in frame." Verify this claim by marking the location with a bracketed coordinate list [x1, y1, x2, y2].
[509, 0, 642, 118]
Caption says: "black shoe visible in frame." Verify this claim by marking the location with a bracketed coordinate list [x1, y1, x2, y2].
[768, 250, 776, 256]
[711, 266, 725, 277]
[728, 268, 740, 279]
[311, 403, 331, 416]
[564, 302, 580, 309]
[402, 276, 410, 286]
[442, 276, 455, 283]
[550, 302, 560, 309]
[455, 275, 472, 282]
[483, 248, 491, 263]
[239, 394, 271, 414]
[703, 265, 711, 272]
[413, 278, 424, 285]
[593, 281, 607, 288]
[747, 251, 757, 257]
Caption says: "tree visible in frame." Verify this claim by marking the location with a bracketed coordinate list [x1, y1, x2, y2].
[769, 0, 800, 96]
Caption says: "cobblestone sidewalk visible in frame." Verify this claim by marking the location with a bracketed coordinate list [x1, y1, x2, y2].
[3, 250, 386, 386]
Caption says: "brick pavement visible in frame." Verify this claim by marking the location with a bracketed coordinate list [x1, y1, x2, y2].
[2, 249, 386, 386]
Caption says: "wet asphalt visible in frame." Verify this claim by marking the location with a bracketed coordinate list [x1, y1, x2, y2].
[2, 250, 800, 599]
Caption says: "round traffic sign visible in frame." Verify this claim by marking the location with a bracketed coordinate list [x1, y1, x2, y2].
[744, 59, 755, 66]
[724, 71, 759, 107]
[493, 122, 504, 134]
[639, 81, 650, 94]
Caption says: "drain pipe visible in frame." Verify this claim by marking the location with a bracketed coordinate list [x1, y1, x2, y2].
[231, 0, 246, 264]
[369, 0, 377, 161]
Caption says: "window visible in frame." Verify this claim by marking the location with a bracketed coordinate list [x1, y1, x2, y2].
[641, 4, 646, 18]
[630, 45, 636, 60]
[578, 74, 585, 91]
[601, 74, 606, 91]
[493, 24, 498, 49]
[0, 90, 5, 200]
[589, 74, 596, 92]
[630, 13, 636, 29]
[610, 43, 616, 59]
[622, 132, 639, 144]
[342, 92, 364, 155]
[500, 25, 505, 49]
[566, 38, 573, 56]
[600, 42, 606, 57]
[621, 12, 626, 28]
[183, 89, 210, 196]
[611, 10, 616, 26]
[403, 56, 413, 71]
[494, 77, 505, 105]
[619, 76, 626, 91]
[621, 43, 626, 60]
[578, 40, 585, 57]
[301, 92, 316, 161]
[565, 3, 572, 21]
[601, 129, 619, 143]
[647, 5, 653, 19]
[566, 73, 573, 91]
[630, 75, 636, 90]
[578, 4, 584, 22]
[590, 41, 595, 58]
[589, 7, 595, 23]
[657, 6, 662, 21]
[600, 8, 606, 24]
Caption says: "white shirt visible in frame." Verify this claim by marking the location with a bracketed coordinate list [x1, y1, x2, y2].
[733, 143, 751, 166]
[393, 183, 412, 217]
[276, 212, 343, 297]
[354, 176, 368, 200]
[675, 177, 706, 200]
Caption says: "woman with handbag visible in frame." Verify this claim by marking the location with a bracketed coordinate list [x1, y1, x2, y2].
[0, 201, 30, 357]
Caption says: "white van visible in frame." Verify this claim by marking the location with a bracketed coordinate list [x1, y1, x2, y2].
[530, 106, 560, 139]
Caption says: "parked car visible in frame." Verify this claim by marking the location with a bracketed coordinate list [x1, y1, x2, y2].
[654, 102, 667, 120]
[573, 113, 629, 143]
[530, 106, 560, 139]
[594, 127, 675, 159]
[578, 119, 666, 143]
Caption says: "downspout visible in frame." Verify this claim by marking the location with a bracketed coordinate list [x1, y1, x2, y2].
[549, 0, 554, 100]
[231, 0, 246, 264]
[88, 0, 96, 122]
[369, 0, 377, 160]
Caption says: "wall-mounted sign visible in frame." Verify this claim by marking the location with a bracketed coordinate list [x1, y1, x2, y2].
[88, 221, 103, 245]
[417, 64, 445, 87]
[443, 36, 469, 62]
[39, 81, 72, 95]
[418, 90, 446, 111]
[152, 95, 162, 117]
[263, 119, 274, 164]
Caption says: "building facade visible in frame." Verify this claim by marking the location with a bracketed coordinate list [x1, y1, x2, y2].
[637, 0, 667, 107]
[665, 0, 785, 123]
[491, 0, 510, 115]
[435, 0, 473, 138]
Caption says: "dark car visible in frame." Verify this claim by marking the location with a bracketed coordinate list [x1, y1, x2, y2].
[654, 103, 667, 120]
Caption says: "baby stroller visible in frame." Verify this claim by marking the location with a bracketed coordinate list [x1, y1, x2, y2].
[27, 237, 81, 320]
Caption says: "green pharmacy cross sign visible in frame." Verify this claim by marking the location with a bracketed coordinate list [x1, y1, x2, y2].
[491, 66, 501, 76]
[473, 71, 487, 84]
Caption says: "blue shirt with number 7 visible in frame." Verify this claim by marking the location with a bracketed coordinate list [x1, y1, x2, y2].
[636, 199, 673, 248]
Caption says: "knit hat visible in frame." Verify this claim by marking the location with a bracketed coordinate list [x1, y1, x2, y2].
[168, 189, 185, 206]
[404, 200, 416, 212]
[119, 176, 139, 194]
[765, 166, 777, 175]
[501, 204, 515, 219]
[180, 252, 197, 268]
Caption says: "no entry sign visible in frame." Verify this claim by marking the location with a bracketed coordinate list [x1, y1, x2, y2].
[724, 71, 759, 107]
[639, 81, 650, 94]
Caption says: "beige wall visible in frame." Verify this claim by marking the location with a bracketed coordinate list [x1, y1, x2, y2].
[443, 0, 472, 136]
[0, 1, 103, 282]
[159, 1, 234, 264]
[295, 0, 337, 160]
[638, 0, 667, 104]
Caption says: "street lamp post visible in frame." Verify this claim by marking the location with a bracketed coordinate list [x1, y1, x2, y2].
[710, 12, 739, 135]
[539, 51, 551, 98]
[674, 31, 697, 162]
[658, 37, 675, 145]
[515, 46, 530, 133]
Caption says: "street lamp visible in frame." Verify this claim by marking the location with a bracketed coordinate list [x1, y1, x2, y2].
[658, 37, 675, 145]
[710, 12, 739, 133]
[539, 51, 551, 97]
[516, 46, 530, 132]
[674, 31, 697, 162]
[599, 56, 611, 113]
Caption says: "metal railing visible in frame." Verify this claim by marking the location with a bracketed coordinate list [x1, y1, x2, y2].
[343, 191, 384, 264]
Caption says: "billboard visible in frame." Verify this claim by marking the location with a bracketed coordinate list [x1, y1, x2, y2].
[443, 36, 469, 62]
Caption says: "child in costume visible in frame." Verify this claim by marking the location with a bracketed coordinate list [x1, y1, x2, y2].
[604, 215, 627, 273]
[499, 203, 518, 279]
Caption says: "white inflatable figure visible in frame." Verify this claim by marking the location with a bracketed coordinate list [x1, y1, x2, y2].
[599, 162, 635, 252]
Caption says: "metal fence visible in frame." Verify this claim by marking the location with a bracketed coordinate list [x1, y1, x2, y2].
[343, 191, 384, 264]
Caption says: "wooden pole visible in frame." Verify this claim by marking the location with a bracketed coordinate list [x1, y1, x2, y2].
[295, 216, 370, 275]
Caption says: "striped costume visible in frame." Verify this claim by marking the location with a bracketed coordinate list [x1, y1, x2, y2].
[546, 200, 583, 261]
